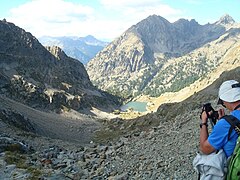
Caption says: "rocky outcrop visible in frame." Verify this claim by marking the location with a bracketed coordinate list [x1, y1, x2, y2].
[87, 14, 240, 98]
[0, 109, 35, 133]
[0, 136, 30, 153]
[216, 14, 235, 25]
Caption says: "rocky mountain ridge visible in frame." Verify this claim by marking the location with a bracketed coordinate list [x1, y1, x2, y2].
[86, 14, 240, 98]
[0, 19, 119, 114]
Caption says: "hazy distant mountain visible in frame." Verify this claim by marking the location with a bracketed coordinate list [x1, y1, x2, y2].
[86, 14, 240, 98]
[39, 35, 108, 64]
[0, 20, 118, 112]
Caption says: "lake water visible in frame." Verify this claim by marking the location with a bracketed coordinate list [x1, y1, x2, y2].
[120, 101, 148, 112]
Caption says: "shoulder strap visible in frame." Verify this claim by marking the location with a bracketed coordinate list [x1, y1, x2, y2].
[223, 115, 240, 140]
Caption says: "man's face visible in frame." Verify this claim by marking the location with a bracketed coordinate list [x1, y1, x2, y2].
[219, 99, 226, 108]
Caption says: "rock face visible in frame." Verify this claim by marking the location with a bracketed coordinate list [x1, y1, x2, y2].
[86, 14, 240, 98]
[0, 20, 119, 112]
[0, 109, 35, 133]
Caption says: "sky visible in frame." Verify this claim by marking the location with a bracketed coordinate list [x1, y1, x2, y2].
[0, 0, 239, 41]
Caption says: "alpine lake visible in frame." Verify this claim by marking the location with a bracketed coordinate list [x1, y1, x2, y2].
[120, 101, 148, 112]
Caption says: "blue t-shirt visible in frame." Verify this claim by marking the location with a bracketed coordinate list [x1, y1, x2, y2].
[208, 110, 240, 157]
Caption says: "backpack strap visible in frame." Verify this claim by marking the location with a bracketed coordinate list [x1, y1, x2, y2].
[223, 115, 240, 140]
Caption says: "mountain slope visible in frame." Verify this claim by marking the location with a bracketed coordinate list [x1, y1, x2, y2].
[90, 64, 240, 179]
[0, 20, 119, 114]
[0, 94, 100, 144]
[86, 14, 239, 98]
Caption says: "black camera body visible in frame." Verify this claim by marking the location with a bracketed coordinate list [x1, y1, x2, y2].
[203, 103, 219, 125]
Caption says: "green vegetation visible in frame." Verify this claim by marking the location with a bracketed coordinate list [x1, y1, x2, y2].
[92, 49, 219, 100]
[4, 151, 42, 179]
[5, 151, 27, 168]
[4, 144, 24, 153]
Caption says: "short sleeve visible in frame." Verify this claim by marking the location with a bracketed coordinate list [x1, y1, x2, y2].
[208, 119, 230, 150]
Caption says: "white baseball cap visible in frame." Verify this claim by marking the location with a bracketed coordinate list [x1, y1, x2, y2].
[218, 80, 240, 104]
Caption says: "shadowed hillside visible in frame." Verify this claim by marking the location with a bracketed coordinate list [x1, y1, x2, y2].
[0, 19, 119, 114]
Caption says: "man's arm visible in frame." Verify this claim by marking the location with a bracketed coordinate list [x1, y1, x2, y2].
[200, 111, 216, 154]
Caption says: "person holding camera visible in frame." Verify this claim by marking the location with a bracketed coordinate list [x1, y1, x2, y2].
[193, 80, 240, 179]
[200, 80, 240, 158]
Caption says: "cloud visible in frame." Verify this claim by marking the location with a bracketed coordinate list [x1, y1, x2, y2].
[10, 0, 94, 20]
[6, 0, 183, 40]
[101, 0, 162, 8]
[100, 0, 182, 24]
[8, 0, 95, 37]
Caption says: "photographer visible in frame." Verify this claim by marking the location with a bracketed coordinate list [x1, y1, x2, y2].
[193, 80, 240, 179]
[200, 80, 240, 158]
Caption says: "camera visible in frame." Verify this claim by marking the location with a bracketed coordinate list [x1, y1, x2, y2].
[202, 103, 219, 125]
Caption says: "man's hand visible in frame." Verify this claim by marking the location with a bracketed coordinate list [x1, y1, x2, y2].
[218, 108, 225, 119]
[200, 110, 215, 154]
[201, 111, 208, 123]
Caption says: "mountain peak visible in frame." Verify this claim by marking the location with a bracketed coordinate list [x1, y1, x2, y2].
[87, 14, 238, 98]
[84, 35, 97, 41]
[145, 14, 170, 24]
[217, 14, 235, 25]
[174, 18, 199, 26]
[45, 46, 67, 60]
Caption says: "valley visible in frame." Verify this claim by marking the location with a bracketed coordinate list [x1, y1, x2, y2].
[1, 14, 240, 179]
